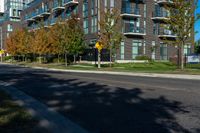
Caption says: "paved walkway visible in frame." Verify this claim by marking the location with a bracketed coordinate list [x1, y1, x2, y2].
[36, 67, 200, 80]
[2, 63, 200, 80]
[0, 81, 90, 133]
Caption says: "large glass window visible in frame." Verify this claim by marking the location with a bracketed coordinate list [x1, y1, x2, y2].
[83, 0, 88, 18]
[151, 41, 156, 60]
[160, 43, 168, 60]
[120, 41, 125, 60]
[184, 45, 191, 55]
[132, 40, 142, 59]
[83, 19, 89, 34]
[91, 16, 97, 33]
[7, 24, 13, 32]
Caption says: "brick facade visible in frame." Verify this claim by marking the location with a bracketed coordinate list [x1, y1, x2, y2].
[20, 0, 194, 61]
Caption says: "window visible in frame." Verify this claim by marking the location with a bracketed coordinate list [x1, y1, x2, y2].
[7, 24, 13, 32]
[160, 43, 168, 60]
[143, 41, 146, 55]
[184, 45, 191, 55]
[132, 40, 142, 59]
[110, 0, 114, 8]
[83, 0, 88, 18]
[151, 41, 156, 60]
[121, 41, 125, 60]
[83, 19, 89, 34]
[91, 16, 97, 33]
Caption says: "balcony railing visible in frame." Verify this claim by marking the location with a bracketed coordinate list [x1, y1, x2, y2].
[32, 9, 43, 19]
[156, 0, 173, 5]
[158, 28, 176, 38]
[52, 0, 65, 12]
[123, 25, 145, 36]
[63, 0, 79, 6]
[25, 13, 36, 22]
[152, 11, 169, 20]
[40, 7, 51, 16]
[121, 8, 141, 18]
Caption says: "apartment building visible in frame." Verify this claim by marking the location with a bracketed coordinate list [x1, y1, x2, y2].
[21, 0, 194, 61]
[0, 0, 30, 50]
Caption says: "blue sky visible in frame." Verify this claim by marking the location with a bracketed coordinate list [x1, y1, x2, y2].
[195, 1, 200, 41]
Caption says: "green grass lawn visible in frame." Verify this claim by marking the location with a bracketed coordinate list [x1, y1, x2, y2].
[0, 90, 43, 133]
[13, 61, 200, 75]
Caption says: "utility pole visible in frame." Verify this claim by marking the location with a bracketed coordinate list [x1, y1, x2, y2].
[0, 27, 2, 63]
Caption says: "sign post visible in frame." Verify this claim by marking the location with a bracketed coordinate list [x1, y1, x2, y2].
[0, 49, 4, 63]
[95, 42, 103, 69]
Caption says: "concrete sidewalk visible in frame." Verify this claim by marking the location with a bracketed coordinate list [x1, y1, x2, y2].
[2, 63, 200, 80]
[0, 81, 90, 133]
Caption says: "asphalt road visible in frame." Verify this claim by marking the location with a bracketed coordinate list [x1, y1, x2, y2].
[0, 64, 200, 133]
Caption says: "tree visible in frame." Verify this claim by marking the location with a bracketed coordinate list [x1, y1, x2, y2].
[195, 44, 200, 54]
[49, 22, 63, 63]
[163, 0, 200, 69]
[67, 17, 85, 64]
[6, 28, 31, 62]
[99, 8, 124, 67]
[17, 28, 31, 61]
[50, 18, 71, 66]
[6, 31, 18, 60]
[31, 26, 50, 63]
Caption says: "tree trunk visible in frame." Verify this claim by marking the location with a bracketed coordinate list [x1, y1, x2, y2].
[33, 53, 36, 63]
[11, 56, 14, 63]
[109, 45, 112, 68]
[73, 55, 76, 64]
[65, 53, 68, 67]
[39, 54, 42, 63]
[181, 42, 184, 70]
[57, 54, 60, 63]
[98, 50, 101, 69]
[23, 55, 25, 62]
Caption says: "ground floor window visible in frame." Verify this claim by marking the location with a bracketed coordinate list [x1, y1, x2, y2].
[184, 44, 191, 55]
[120, 41, 125, 60]
[151, 41, 156, 60]
[132, 40, 143, 59]
[160, 43, 168, 60]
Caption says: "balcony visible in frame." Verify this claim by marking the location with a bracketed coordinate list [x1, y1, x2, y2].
[28, 23, 40, 31]
[40, 8, 51, 17]
[25, 13, 35, 22]
[10, 15, 20, 19]
[152, 11, 169, 20]
[63, 0, 79, 7]
[52, 1, 65, 12]
[50, 18, 57, 25]
[158, 29, 176, 38]
[121, 8, 141, 18]
[44, 20, 50, 28]
[32, 10, 43, 19]
[123, 25, 145, 36]
[156, 0, 173, 5]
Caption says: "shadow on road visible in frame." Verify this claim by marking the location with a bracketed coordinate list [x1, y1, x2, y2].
[0, 66, 194, 133]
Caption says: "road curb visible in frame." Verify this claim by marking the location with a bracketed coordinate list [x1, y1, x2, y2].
[1, 63, 200, 80]
[0, 81, 90, 133]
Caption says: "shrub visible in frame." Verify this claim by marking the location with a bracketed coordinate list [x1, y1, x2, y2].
[135, 55, 151, 61]
[3, 56, 12, 61]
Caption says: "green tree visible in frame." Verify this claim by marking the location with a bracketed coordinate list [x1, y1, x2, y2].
[50, 18, 71, 66]
[163, 0, 200, 69]
[67, 17, 85, 64]
[195, 43, 200, 54]
[99, 8, 123, 67]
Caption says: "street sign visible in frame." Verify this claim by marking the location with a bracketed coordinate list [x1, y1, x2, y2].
[95, 42, 103, 51]
[0, 49, 5, 55]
